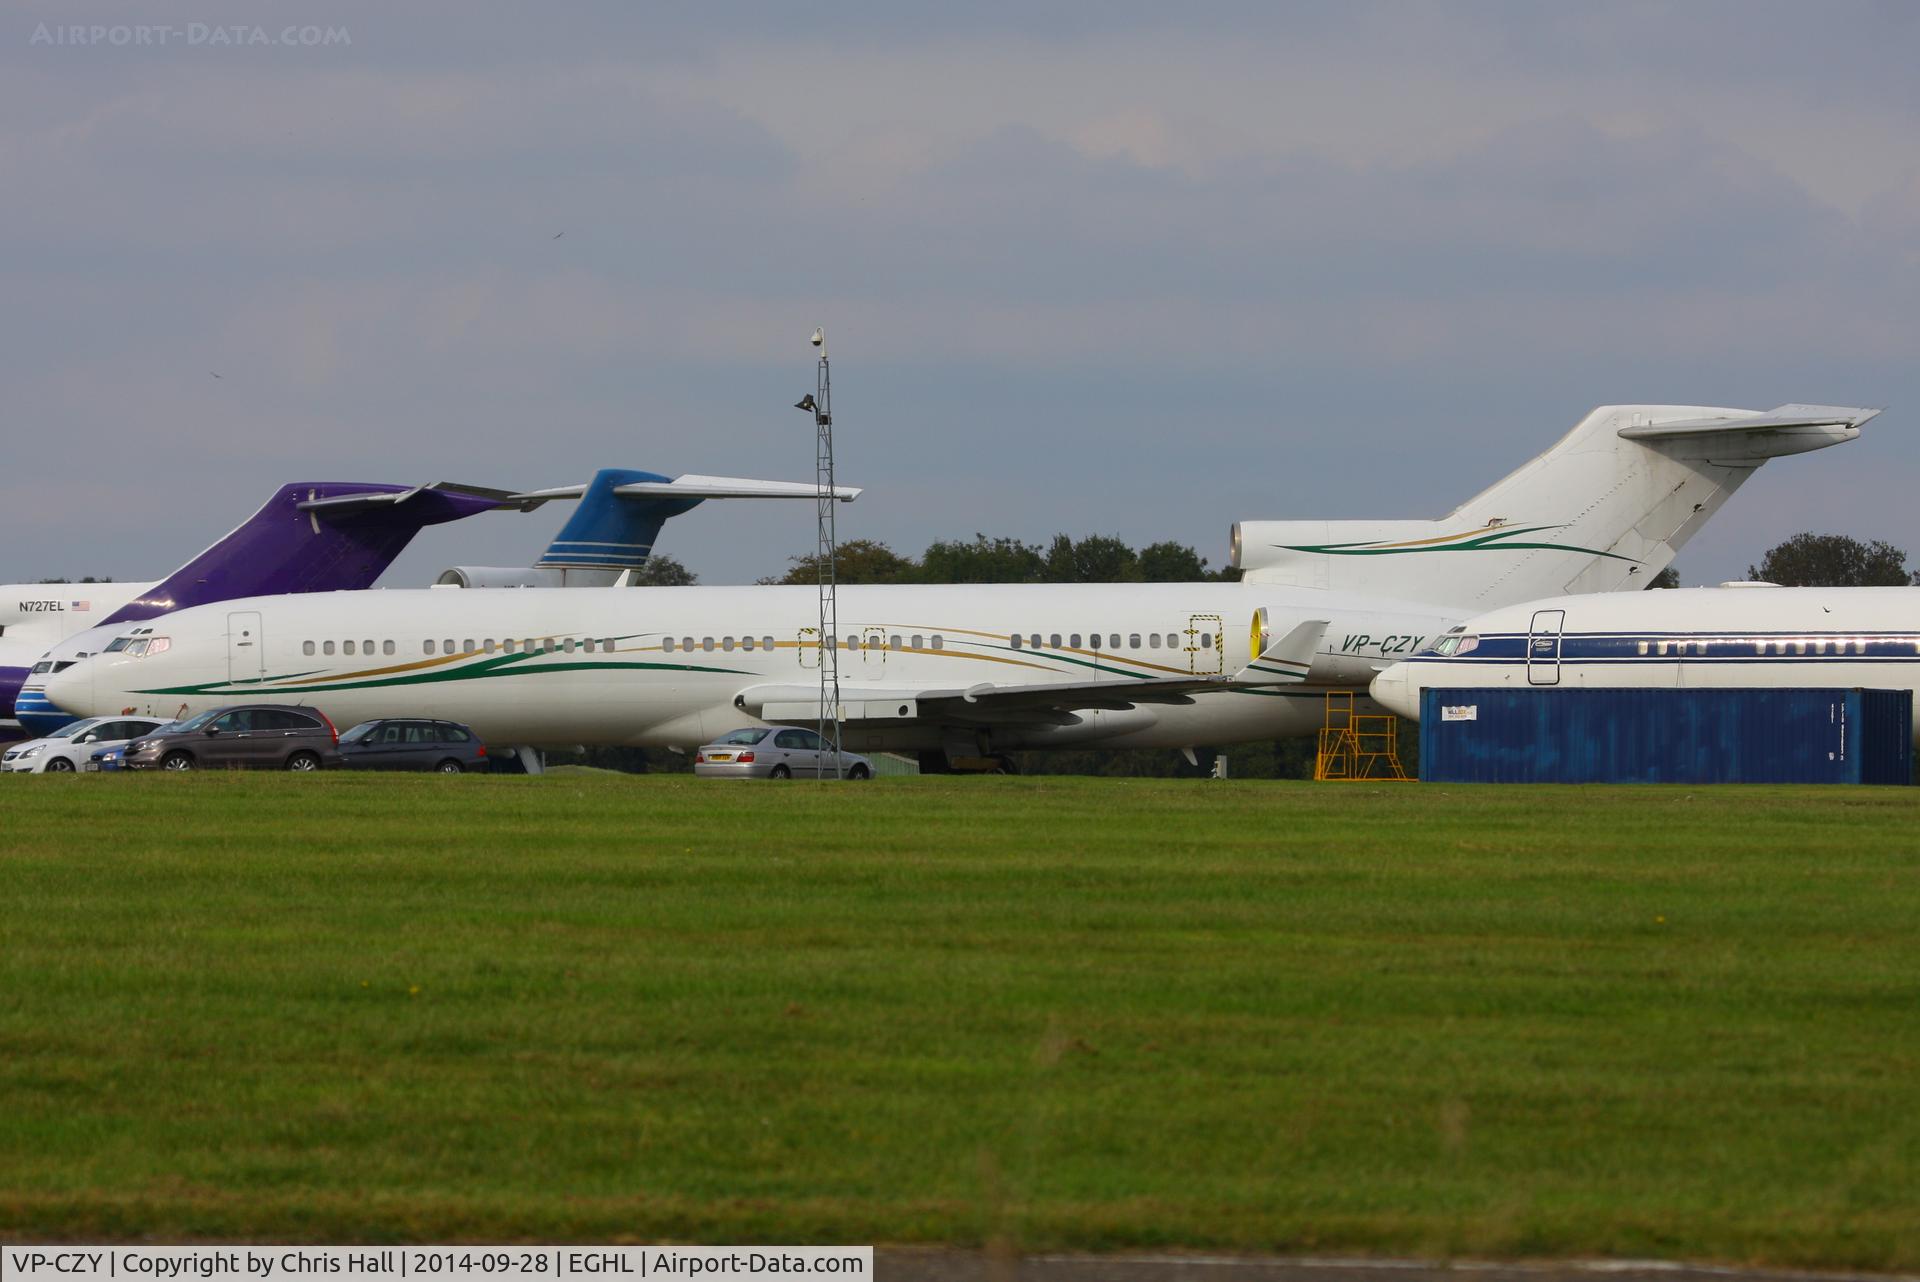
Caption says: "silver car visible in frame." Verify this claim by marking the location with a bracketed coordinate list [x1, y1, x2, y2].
[2, 716, 168, 773]
[693, 726, 873, 780]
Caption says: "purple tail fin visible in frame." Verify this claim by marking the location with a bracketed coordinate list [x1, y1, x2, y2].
[103, 482, 503, 625]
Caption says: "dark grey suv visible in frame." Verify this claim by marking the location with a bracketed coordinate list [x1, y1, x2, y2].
[123, 704, 344, 772]
[336, 719, 490, 773]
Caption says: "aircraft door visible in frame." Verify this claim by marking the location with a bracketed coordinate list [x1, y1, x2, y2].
[1186, 614, 1224, 675]
[861, 627, 887, 675]
[1526, 609, 1564, 686]
[796, 627, 820, 670]
[227, 611, 264, 686]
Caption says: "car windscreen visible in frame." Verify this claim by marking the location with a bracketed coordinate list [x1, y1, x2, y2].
[174, 710, 222, 732]
[48, 718, 103, 740]
[338, 722, 379, 743]
[714, 728, 768, 745]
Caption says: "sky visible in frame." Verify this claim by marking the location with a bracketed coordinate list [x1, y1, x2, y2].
[5, 1, 1918, 589]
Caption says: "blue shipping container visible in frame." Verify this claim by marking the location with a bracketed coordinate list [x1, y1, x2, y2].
[1420, 687, 1912, 785]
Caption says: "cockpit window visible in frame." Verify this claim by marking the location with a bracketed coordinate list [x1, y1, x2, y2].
[30, 660, 52, 674]
[125, 639, 150, 657]
[1432, 634, 1480, 657]
[104, 636, 134, 653]
[146, 637, 170, 656]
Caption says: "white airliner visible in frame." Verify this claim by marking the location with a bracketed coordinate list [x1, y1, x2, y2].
[44, 403, 1879, 768]
[1370, 583, 1920, 741]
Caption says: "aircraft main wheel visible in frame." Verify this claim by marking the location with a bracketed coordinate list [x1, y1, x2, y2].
[769, 764, 791, 779]
[162, 752, 195, 771]
[847, 763, 870, 780]
[285, 751, 321, 772]
[437, 759, 464, 774]
[44, 757, 75, 773]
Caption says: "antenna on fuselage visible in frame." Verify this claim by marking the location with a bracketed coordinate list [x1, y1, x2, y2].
[797, 326, 843, 778]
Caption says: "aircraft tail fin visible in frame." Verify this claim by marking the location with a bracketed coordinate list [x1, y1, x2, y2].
[482, 468, 859, 586]
[102, 482, 502, 625]
[1233, 403, 1876, 609]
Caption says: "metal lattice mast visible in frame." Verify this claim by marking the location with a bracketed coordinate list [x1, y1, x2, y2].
[812, 330, 843, 778]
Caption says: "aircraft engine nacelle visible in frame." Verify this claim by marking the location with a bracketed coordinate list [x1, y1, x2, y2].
[1230, 519, 1437, 585]
[437, 566, 573, 589]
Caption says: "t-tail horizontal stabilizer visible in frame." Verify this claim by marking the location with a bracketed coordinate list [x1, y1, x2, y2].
[438, 468, 862, 588]
[1232, 402, 1877, 610]
[105, 481, 504, 624]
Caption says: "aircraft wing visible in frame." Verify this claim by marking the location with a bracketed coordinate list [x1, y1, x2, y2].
[1618, 404, 1881, 439]
[739, 620, 1326, 730]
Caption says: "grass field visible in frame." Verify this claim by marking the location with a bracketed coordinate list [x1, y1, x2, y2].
[2, 773, 1918, 1265]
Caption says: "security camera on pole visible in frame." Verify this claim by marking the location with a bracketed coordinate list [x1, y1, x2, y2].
[795, 327, 843, 779]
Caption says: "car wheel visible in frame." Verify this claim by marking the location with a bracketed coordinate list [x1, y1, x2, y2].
[847, 763, 870, 780]
[286, 751, 322, 772]
[162, 751, 195, 771]
[437, 759, 464, 774]
[769, 764, 791, 779]
[44, 757, 76, 773]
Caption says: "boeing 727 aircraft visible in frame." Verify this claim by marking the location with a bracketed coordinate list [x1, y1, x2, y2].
[43, 403, 1879, 767]
[1370, 583, 1920, 741]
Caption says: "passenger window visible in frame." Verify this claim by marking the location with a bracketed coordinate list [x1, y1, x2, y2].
[1129, 634, 1141, 649]
[1109, 634, 1120, 649]
[212, 711, 251, 733]
[584, 639, 596, 653]
[443, 639, 455, 654]
[303, 641, 316, 657]
[1200, 633, 1212, 649]
[523, 639, 536, 654]
[504, 639, 517, 654]
[662, 637, 675, 652]
[424, 640, 436, 655]
[383, 640, 395, 656]
[683, 637, 695, 651]
[702, 637, 716, 652]
[890, 634, 903, 650]
[931, 636, 943, 650]
[463, 640, 476, 654]
[1069, 633, 1082, 648]
[722, 637, 736, 651]
[1088, 633, 1100, 649]
[323, 641, 336, 656]
[1149, 634, 1160, 648]
[1010, 634, 1022, 649]
[563, 638, 576, 654]
[741, 636, 755, 651]
[763, 636, 775, 650]
[405, 724, 434, 744]
[845, 635, 857, 650]
[1030, 634, 1042, 649]
[378, 724, 405, 744]
[343, 640, 356, 656]
[911, 634, 923, 649]
[363, 640, 374, 655]
[774, 729, 808, 749]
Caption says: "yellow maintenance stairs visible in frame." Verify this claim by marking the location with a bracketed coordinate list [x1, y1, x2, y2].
[1314, 691, 1412, 781]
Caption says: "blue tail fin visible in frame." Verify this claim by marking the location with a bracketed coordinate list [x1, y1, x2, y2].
[534, 469, 690, 572]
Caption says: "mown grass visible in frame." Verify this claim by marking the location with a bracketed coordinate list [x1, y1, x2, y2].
[2, 773, 1917, 1264]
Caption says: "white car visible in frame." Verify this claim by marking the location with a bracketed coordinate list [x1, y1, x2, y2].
[1, 716, 167, 773]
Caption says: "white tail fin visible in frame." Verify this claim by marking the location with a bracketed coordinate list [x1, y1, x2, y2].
[1233, 404, 1877, 609]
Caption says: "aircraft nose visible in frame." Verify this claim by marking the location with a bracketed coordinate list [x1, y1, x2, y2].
[1369, 662, 1420, 720]
[42, 663, 96, 721]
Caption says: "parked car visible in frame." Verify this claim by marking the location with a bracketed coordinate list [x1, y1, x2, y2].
[122, 704, 343, 771]
[336, 718, 490, 773]
[86, 745, 127, 772]
[693, 726, 872, 779]
[1, 716, 167, 773]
